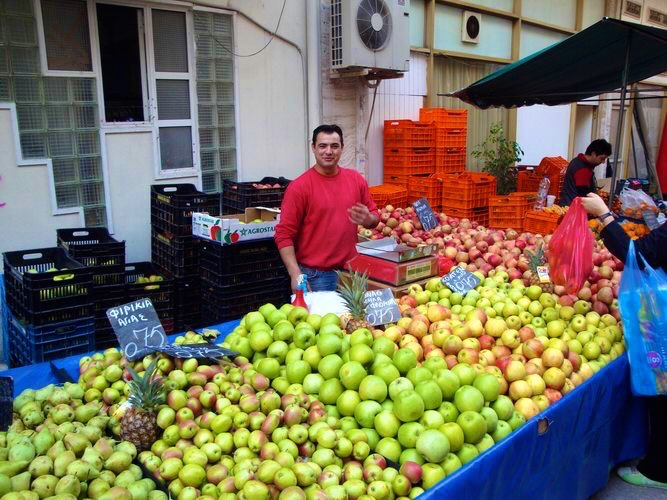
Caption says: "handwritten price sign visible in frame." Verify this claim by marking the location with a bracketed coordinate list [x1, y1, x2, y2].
[159, 343, 238, 360]
[107, 299, 167, 360]
[364, 288, 401, 326]
[441, 266, 481, 294]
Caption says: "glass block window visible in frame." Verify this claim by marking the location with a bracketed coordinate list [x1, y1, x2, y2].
[194, 11, 237, 193]
[40, 0, 92, 72]
[0, 0, 106, 226]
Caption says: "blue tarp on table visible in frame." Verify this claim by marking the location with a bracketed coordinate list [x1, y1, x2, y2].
[0, 321, 648, 499]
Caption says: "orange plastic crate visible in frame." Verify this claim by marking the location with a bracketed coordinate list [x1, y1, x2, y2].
[369, 184, 408, 208]
[419, 108, 467, 129]
[436, 128, 467, 148]
[384, 120, 435, 148]
[383, 174, 410, 188]
[488, 193, 536, 230]
[517, 171, 565, 203]
[384, 148, 435, 175]
[408, 173, 443, 208]
[523, 210, 561, 234]
[536, 156, 568, 177]
[441, 172, 496, 209]
[435, 147, 466, 173]
[443, 206, 489, 226]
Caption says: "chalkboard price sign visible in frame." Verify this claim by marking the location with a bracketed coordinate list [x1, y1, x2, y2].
[159, 343, 238, 360]
[364, 288, 401, 326]
[441, 266, 481, 294]
[106, 299, 167, 360]
[413, 198, 438, 231]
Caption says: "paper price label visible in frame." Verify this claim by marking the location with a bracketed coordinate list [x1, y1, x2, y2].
[536, 266, 551, 284]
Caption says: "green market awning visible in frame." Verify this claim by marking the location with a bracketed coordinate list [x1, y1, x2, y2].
[445, 18, 667, 109]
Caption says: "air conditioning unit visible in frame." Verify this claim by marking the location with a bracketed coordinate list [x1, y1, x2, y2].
[330, 0, 410, 74]
[462, 11, 481, 44]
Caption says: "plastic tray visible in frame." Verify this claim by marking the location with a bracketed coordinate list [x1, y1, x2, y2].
[57, 227, 125, 285]
[222, 178, 289, 214]
[435, 147, 466, 173]
[408, 173, 443, 209]
[3, 247, 93, 326]
[384, 120, 435, 148]
[419, 108, 467, 129]
[369, 184, 409, 209]
[125, 262, 174, 313]
[200, 278, 291, 323]
[384, 147, 435, 174]
[151, 187, 220, 237]
[151, 230, 201, 278]
[441, 172, 497, 209]
[442, 206, 489, 227]
[199, 239, 283, 276]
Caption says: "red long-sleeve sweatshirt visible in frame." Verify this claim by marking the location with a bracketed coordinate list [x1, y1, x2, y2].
[275, 166, 379, 270]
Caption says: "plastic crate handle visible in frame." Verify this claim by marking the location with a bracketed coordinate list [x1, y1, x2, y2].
[20, 252, 43, 261]
[71, 231, 91, 237]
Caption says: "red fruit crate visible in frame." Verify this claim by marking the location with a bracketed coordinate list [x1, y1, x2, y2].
[384, 148, 435, 175]
[488, 192, 537, 231]
[369, 184, 408, 208]
[536, 156, 568, 177]
[419, 108, 467, 129]
[441, 172, 496, 209]
[435, 147, 466, 173]
[408, 173, 443, 208]
[384, 120, 435, 148]
[435, 128, 467, 148]
[523, 210, 561, 235]
[442, 206, 489, 227]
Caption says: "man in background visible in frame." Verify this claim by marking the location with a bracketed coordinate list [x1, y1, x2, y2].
[559, 139, 612, 206]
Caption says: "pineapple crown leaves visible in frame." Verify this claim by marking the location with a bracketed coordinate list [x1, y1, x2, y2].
[525, 242, 546, 272]
[335, 270, 369, 317]
[125, 359, 166, 410]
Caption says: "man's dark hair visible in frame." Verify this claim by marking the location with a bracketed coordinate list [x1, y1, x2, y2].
[586, 139, 612, 156]
[312, 124, 344, 146]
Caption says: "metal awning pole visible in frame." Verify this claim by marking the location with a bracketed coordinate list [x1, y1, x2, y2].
[608, 33, 632, 209]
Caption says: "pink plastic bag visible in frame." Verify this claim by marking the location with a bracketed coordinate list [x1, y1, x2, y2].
[546, 197, 594, 294]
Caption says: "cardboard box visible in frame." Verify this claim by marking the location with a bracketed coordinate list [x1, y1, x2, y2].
[346, 253, 438, 286]
[193, 207, 280, 245]
[356, 238, 437, 263]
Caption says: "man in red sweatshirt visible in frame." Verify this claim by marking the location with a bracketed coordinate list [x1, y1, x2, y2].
[275, 124, 380, 292]
[559, 139, 612, 206]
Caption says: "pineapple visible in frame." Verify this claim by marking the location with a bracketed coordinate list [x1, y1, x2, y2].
[336, 270, 372, 334]
[525, 243, 554, 293]
[120, 359, 165, 451]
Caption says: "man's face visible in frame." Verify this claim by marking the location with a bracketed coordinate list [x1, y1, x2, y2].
[591, 153, 609, 166]
[312, 132, 343, 169]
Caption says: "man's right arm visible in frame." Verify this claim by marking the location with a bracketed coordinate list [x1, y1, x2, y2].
[278, 246, 302, 292]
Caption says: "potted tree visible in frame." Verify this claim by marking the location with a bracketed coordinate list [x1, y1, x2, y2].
[472, 123, 524, 195]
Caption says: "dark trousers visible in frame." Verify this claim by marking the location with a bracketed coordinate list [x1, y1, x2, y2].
[638, 396, 667, 482]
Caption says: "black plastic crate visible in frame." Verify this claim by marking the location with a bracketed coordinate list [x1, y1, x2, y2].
[3, 247, 93, 326]
[57, 228, 126, 285]
[173, 276, 202, 332]
[125, 262, 174, 310]
[201, 265, 288, 288]
[151, 184, 220, 236]
[199, 239, 283, 276]
[151, 230, 201, 278]
[221, 178, 289, 214]
[7, 310, 94, 367]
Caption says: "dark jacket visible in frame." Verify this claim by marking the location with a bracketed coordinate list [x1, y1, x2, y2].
[601, 221, 667, 272]
[560, 155, 597, 207]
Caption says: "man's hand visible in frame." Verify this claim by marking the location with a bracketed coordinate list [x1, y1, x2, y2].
[348, 203, 377, 228]
[580, 193, 608, 217]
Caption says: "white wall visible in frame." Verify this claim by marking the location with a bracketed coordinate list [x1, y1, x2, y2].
[574, 105, 594, 157]
[0, 108, 82, 256]
[516, 105, 571, 164]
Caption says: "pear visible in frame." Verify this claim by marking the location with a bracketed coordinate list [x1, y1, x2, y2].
[54, 423, 75, 441]
[0, 460, 29, 476]
[79, 425, 101, 443]
[98, 470, 115, 485]
[0, 433, 6, 448]
[9, 440, 36, 463]
[31, 474, 58, 498]
[93, 438, 114, 460]
[18, 401, 41, 419]
[104, 451, 132, 474]
[32, 429, 55, 456]
[81, 448, 104, 471]
[53, 450, 76, 478]
[127, 482, 149, 500]
[62, 433, 90, 457]
[114, 441, 137, 459]
[87, 416, 110, 431]
[148, 491, 168, 500]
[65, 459, 99, 481]
[47, 389, 71, 407]
[0, 473, 10, 496]
[28, 455, 53, 477]
[8, 419, 25, 433]
[34, 385, 55, 402]
[13, 393, 35, 413]
[113, 470, 135, 488]
[54, 475, 81, 497]
[74, 402, 100, 424]
[137, 478, 156, 491]
[127, 463, 143, 481]
[46, 441, 66, 461]
[87, 478, 111, 499]
[0, 448, 7, 461]
[64, 383, 85, 400]
[45, 495, 78, 500]
[21, 410, 45, 430]
[10, 470, 31, 491]
[98, 486, 132, 500]
[0, 493, 25, 500]
[50, 405, 74, 426]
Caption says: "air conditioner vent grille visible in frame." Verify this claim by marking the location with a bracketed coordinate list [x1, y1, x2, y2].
[331, 0, 343, 66]
[356, 0, 391, 51]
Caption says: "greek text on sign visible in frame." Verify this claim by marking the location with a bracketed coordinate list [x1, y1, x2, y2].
[363, 288, 401, 326]
[441, 266, 481, 294]
[413, 198, 438, 231]
[107, 299, 167, 360]
[160, 343, 238, 360]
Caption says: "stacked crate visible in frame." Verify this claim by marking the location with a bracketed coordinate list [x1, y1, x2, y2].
[3, 248, 94, 367]
[440, 172, 497, 226]
[517, 156, 569, 204]
[383, 120, 435, 187]
[407, 173, 443, 210]
[151, 184, 219, 332]
[221, 179, 290, 215]
[125, 262, 176, 333]
[57, 228, 126, 349]
[199, 240, 291, 323]
[488, 193, 537, 231]
[523, 211, 562, 234]
[369, 184, 408, 209]
[420, 108, 467, 175]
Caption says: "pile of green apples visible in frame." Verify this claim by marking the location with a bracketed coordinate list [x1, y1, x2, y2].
[6, 384, 166, 500]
